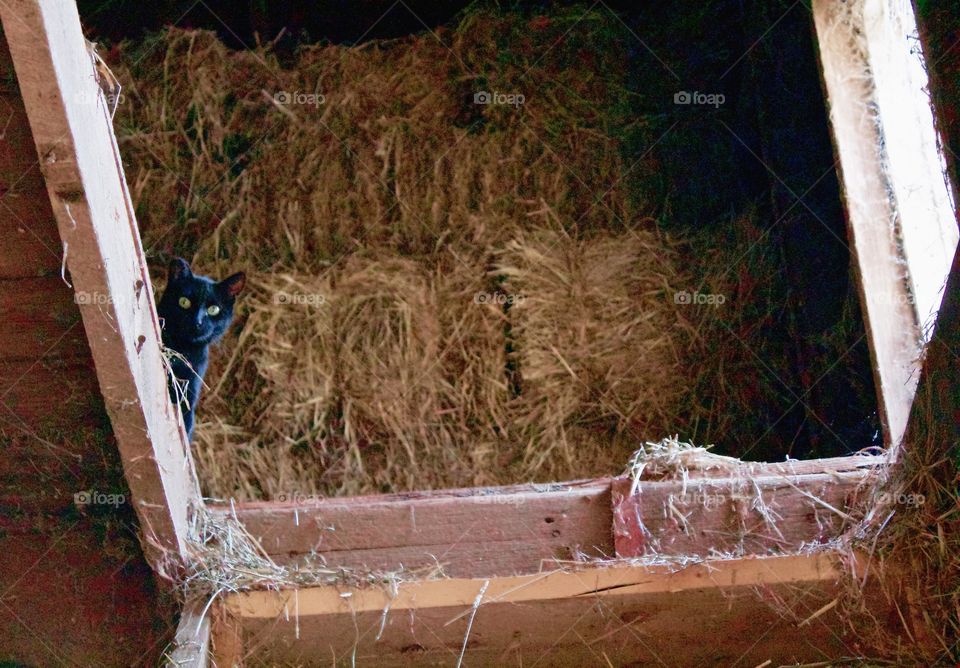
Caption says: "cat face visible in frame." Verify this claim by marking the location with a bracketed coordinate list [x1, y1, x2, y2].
[158, 258, 246, 347]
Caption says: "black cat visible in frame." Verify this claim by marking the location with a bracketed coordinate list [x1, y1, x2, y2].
[157, 257, 245, 440]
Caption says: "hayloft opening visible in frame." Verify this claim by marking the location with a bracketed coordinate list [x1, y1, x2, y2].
[94, 1, 896, 503]
[4, 0, 954, 663]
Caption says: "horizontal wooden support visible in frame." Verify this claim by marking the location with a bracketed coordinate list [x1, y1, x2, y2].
[218, 553, 866, 666]
[612, 456, 882, 558]
[227, 553, 840, 618]
[213, 455, 883, 580]
[210, 480, 613, 578]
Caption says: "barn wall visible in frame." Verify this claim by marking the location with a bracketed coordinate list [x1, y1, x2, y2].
[0, 28, 172, 666]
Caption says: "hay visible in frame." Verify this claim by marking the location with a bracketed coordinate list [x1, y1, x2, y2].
[110, 9, 842, 500]
[837, 378, 960, 664]
[191, 253, 510, 498]
[115, 10, 638, 268]
[495, 227, 697, 480]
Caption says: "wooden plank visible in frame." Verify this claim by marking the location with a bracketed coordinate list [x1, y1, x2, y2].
[0, 530, 174, 666]
[168, 599, 211, 668]
[904, 224, 960, 446]
[227, 553, 840, 618]
[219, 458, 883, 578]
[0, 357, 100, 423]
[210, 607, 244, 668]
[812, 0, 926, 448]
[220, 554, 864, 666]
[0, 0, 200, 575]
[0, 194, 63, 279]
[0, 90, 62, 280]
[629, 453, 885, 479]
[211, 480, 613, 578]
[232, 585, 850, 667]
[612, 468, 875, 558]
[0, 277, 87, 361]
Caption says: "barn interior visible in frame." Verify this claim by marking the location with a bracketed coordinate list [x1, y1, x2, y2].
[0, 0, 957, 665]
[97, 0, 882, 502]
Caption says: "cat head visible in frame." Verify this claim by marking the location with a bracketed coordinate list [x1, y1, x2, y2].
[157, 257, 246, 347]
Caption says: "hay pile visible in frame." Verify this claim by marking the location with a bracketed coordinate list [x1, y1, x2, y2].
[495, 229, 695, 476]
[838, 307, 960, 664]
[111, 9, 802, 499]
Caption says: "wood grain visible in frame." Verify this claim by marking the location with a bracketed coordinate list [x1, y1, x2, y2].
[812, 0, 924, 448]
[0, 0, 200, 574]
[612, 469, 875, 558]
[221, 554, 863, 667]
[213, 480, 613, 578]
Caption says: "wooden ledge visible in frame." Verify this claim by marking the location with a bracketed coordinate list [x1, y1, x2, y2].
[224, 552, 843, 619]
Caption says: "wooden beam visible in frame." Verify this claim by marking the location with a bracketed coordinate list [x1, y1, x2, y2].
[214, 456, 882, 578]
[612, 457, 881, 558]
[210, 606, 245, 668]
[226, 553, 840, 618]
[812, 0, 923, 449]
[217, 553, 870, 666]
[168, 599, 211, 668]
[904, 223, 960, 447]
[0, 0, 200, 575]
[210, 480, 613, 578]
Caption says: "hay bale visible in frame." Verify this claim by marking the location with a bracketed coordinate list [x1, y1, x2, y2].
[111, 8, 642, 271]
[331, 256, 447, 492]
[113, 10, 821, 499]
[193, 253, 515, 497]
[193, 271, 336, 499]
[495, 226, 696, 480]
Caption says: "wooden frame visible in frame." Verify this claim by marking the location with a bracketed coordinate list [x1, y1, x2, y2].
[211, 455, 881, 578]
[2, 0, 955, 664]
[812, 0, 959, 450]
[193, 457, 883, 663]
[0, 0, 200, 575]
[222, 554, 854, 665]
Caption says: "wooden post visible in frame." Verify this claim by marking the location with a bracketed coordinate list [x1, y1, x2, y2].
[811, 0, 923, 449]
[0, 0, 200, 576]
[168, 599, 212, 668]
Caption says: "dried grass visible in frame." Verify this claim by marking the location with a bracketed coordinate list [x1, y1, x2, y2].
[837, 376, 960, 664]
[495, 227, 697, 480]
[110, 10, 816, 500]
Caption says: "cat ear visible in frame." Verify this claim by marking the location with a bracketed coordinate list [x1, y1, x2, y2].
[219, 271, 246, 298]
[168, 257, 192, 282]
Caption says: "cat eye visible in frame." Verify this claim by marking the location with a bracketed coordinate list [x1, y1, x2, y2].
[206, 305, 221, 316]
[178, 296, 191, 309]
